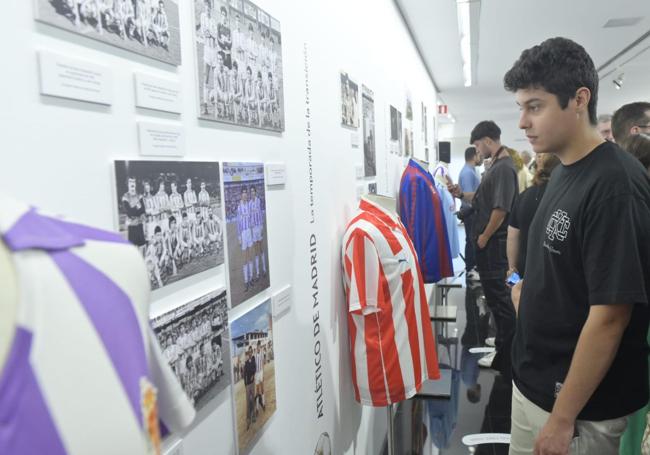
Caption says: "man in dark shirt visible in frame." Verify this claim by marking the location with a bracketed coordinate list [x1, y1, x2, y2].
[450, 121, 519, 375]
[505, 37, 650, 455]
[243, 347, 257, 429]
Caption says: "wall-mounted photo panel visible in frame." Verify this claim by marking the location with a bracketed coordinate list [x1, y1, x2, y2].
[390, 105, 403, 155]
[340, 72, 359, 128]
[114, 160, 224, 290]
[193, 0, 285, 132]
[151, 289, 231, 415]
[35, 0, 182, 65]
[222, 162, 270, 307]
[230, 299, 276, 453]
[362, 85, 376, 177]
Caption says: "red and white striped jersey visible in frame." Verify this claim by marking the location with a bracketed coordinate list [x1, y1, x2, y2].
[342, 198, 440, 406]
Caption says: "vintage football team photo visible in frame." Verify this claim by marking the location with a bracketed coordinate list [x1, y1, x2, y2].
[114, 160, 224, 290]
[230, 299, 276, 452]
[151, 289, 231, 413]
[222, 162, 270, 307]
[340, 72, 359, 128]
[362, 85, 376, 177]
[35, 0, 182, 65]
[193, 0, 285, 132]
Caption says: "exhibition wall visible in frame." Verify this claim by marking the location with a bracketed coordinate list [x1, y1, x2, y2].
[0, 0, 438, 453]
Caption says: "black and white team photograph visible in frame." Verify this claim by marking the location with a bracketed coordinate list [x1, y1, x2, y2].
[35, 0, 182, 65]
[362, 85, 376, 177]
[151, 289, 231, 413]
[193, 0, 285, 132]
[114, 160, 224, 290]
[230, 299, 276, 453]
[222, 162, 270, 307]
[390, 105, 403, 155]
[340, 72, 359, 128]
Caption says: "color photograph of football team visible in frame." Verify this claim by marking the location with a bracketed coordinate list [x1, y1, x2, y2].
[193, 0, 284, 132]
[35, 0, 181, 65]
[222, 162, 270, 308]
[230, 299, 276, 453]
[151, 289, 231, 413]
[114, 160, 224, 290]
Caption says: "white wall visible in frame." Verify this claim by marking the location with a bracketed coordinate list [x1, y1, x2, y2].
[0, 0, 439, 453]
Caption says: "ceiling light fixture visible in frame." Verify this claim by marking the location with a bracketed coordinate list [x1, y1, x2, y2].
[613, 73, 625, 90]
[457, 0, 472, 87]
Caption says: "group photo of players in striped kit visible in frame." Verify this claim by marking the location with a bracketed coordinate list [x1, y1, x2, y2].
[152, 290, 231, 412]
[222, 162, 270, 307]
[194, 0, 284, 131]
[36, 0, 181, 64]
[114, 161, 225, 290]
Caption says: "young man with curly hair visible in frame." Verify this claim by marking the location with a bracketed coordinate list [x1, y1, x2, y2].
[505, 37, 650, 455]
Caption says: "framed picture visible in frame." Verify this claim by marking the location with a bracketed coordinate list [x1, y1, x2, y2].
[113, 160, 224, 290]
[222, 162, 270, 307]
[230, 299, 276, 452]
[340, 72, 359, 128]
[193, 0, 285, 132]
[151, 289, 231, 414]
[362, 85, 376, 177]
[35, 0, 182, 65]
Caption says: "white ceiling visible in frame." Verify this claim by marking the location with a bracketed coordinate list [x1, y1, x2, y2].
[397, 0, 650, 145]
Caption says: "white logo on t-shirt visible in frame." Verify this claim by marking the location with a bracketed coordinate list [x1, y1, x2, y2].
[546, 210, 571, 242]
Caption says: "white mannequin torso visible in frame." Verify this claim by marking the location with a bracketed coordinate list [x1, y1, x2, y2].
[0, 240, 18, 369]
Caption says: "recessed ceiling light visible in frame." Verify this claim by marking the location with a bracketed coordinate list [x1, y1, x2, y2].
[604, 17, 644, 28]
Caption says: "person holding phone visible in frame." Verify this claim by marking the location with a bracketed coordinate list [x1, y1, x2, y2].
[506, 152, 560, 289]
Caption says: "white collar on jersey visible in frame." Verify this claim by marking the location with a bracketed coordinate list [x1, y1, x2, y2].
[360, 196, 400, 227]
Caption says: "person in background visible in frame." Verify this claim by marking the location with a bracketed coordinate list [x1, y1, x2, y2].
[509, 147, 532, 193]
[620, 133, 650, 174]
[521, 150, 534, 173]
[449, 120, 519, 373]
[507, 153, 560, 279]
[612, 101, 650, 144]
[618, 131, 650, 455]
[597, 114, 614, 142]
[458, 146, 481, 279]
[505, 37, 650, 455]
[244, 346, 257, 430]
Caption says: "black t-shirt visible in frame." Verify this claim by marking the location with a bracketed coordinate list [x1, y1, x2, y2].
[509, 184, 548, 276]
[472, 153, 518, 239]
[512, 141, 650, 421]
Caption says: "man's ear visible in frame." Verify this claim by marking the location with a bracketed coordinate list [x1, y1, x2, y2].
[574, 87, 592, 118]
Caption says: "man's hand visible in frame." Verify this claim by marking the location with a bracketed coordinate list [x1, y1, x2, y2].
[534, 415, 575, 455]
[477, 233, 489, 249]
[448, 183, 462, 198]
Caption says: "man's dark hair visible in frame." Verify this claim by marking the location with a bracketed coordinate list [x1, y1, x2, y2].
[503, 37, 599, 125]
[470, 121, 501, 144]
[464, 146, 477, 162]
[612, 102, 650, 143]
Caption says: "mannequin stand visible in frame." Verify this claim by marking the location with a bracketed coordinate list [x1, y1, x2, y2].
[387, 404, 395, 455]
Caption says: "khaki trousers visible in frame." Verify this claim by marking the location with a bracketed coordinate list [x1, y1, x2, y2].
[509, 383, 629, 455]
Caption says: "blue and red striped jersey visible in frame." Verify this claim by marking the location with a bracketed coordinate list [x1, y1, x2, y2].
[399, 159, 454, 283]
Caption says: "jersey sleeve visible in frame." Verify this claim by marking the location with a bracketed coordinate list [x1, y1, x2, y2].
[344, 230, 381, 315]
[581, 194, 648, 306]
[147, 328, 196, 433]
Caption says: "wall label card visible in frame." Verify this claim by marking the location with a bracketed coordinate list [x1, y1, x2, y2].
[135, 73, 182, 114]
[351, 132, 360, 148]
[355, 164, 364, 179]
[38, 51, 112, 105]
[138, 122, 185, 157]
[272, 285, 292, 316]
[265, 163, 287, 186]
